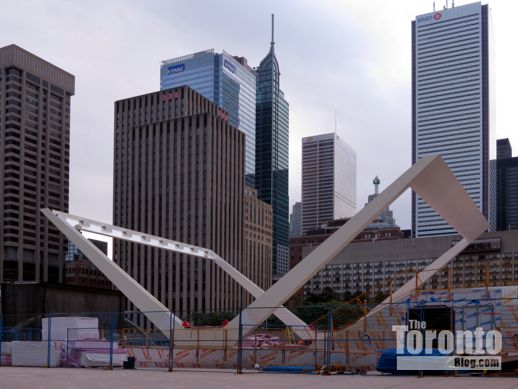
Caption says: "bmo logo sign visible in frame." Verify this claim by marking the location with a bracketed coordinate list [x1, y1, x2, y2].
[417, 12, 442, 23]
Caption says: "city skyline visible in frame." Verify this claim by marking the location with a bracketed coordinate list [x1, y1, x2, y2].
[1, 0, 517, 230]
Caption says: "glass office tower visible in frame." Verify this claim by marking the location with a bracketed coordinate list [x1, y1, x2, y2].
[256, 16, 290, 277]
[412, 2, 494, 237]
[160, 50, 257, 186]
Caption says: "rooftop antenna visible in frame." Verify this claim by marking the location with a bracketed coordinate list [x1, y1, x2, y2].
[334, 110, 337, 134]
[445, 0, 448, 9]
[452, 0, 455, 7]
[433, 1, 436, 11]
[271, 14, 275, 48]
[374, 176, 380, 195]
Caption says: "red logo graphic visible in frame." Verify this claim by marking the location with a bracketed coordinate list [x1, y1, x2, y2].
[434, 13, 442, 20]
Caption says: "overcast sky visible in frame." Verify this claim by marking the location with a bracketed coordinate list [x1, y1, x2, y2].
[1, 0, 516, 229]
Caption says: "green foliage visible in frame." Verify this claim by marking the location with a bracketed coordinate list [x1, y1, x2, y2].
[190, 311, 235, 326]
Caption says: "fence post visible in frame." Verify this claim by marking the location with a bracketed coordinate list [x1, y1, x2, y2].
[47, 316, 52, 368]
[325, 308, 332, 375]
[66, 328, 69, 368]
[109, 313, 115, 370]
[236, 310, 243, 374]
[0, 316, 3, 367]
[168, 313, 176, 372]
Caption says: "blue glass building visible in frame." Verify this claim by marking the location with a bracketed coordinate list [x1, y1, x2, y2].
[160, 50, 257, 186]
[255, 16, 290, 277]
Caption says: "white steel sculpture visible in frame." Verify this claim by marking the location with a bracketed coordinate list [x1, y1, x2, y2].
[222, 155, 488, 335]
[42, 209, 312, 340]
[43, 155, 489, 345]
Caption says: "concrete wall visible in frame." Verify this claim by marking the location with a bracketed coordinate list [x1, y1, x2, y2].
[0, 282, 123, 328]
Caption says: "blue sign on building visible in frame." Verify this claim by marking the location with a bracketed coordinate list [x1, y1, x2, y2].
[167, 64, 185, 75]
[223, 59, 236, 73]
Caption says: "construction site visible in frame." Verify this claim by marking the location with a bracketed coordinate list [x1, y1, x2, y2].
[1, 156, 518, 381]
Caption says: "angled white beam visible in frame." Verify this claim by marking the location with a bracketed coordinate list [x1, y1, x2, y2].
[226, 155, 489, 335]
[43, 209, 311, 339]
[41, 208, 184, 330]
[367, 238, 471, 318]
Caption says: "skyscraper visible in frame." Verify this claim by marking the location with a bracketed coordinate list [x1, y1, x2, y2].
[113, 86, 248, 314]
[301, 133, 356, 234]
[255, 15, 290, 277]
[496, 139, 518, 231]
[0, 44, 74, 283]
[289, 202, 302, 238]
[244, 185, 273, 290]
[412, 2, 493, 237]
[160, 50, 257, 186]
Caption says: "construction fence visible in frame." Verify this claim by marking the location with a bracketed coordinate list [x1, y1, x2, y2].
[1, 287, 518, 373]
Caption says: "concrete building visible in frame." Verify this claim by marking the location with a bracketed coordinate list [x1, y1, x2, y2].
[306, 231, 518, 299]
[244, 186, 273, 291]
[496, 138, 518, 230]
[255, 15, 290, 278]
[65, 239, 112, 290]
[113, 86, 247, 315]
[160, 49, 256, 186]
[301, 133, 356, 234]
[288, 219, 404, 305]
[412, 2, 494, 237]
[289, 202, 302, 238]
[0, 44, 74, 283]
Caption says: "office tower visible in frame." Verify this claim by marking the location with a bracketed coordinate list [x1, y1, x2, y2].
[160, 50, 256, 186]
[113, 86, 248, 315]
[255, 15, 290, 277]
[289, 202, 302, 237]
[0, 44, 74, 283]
[244, 185, 273, 291]
[412, 2, 493, 237]
[497, 138, 512, 160]
[496, 139, 518, 230]
[301, 133, 356, 234]
[366, 176, 396, 227]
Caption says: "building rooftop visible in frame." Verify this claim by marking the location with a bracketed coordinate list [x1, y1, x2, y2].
[0, 44, 75, 94]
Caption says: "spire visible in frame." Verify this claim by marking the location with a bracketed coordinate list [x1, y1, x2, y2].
[271, 14, 275, 50]
[373, 176, 380, 195]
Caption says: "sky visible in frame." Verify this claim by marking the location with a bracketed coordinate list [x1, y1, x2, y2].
[1, 0, 517, 229]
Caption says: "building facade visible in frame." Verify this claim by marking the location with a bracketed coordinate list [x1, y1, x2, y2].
[160, 49, 256, 186]
[288, 219, 404, 305]
[244, 185, 273, 292]
[306, 231, 518, 299]
[65, 239, 112, 289]
[289, 201, 302, 238]
[496, 139, 518, 230]
[113, 86, 247, 315]
[255, 16, 290, 277]
[301, 133, 356, 234]
[0, 44, 74, 283]
[412, 2, 494, 237]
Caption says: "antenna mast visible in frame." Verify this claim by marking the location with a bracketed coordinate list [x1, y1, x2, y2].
[271, 14, 275, 47]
